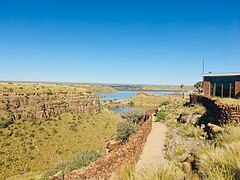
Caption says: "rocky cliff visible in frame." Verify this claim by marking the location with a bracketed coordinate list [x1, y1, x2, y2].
[0, 91, 100, 125]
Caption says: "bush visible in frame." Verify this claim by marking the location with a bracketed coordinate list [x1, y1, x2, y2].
[198, 142, 240, 180]
[129, 101, 135, 107]
[120, 161, 184, 180]
[0, 120, 12, 129]
[0, 120, 8, 128]
[216, 126, 240, 146]
[137, 162, 184, 180]
[156, 110, 167, 122]
[39, 127, 44, 131]
[178, 124, 205, 138]
[69, 123, 77, 132]
[160, 101, 170, 106]
[121, 108, 145, 124]
[42, 149, 99, 178]
[116, 121, 137, 143]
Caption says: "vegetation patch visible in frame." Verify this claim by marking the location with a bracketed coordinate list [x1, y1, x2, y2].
[156, 110, 167, 122]
[126, 93, 180, 107]
[121, 108, 146, 124]
[0, 109, 122, 179]
[42, 149, 100, 179]
[213, 97, 240, 105]
[120, 161, 184, 180]
[116, 121, 137, 143]
[178, 124, 205, 138]
[197, 142, 240, 180]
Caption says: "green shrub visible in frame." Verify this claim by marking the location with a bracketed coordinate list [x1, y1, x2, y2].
[2, 142, 11, 147]
[121, 108, 145, 124]
[129, 101, 135, 107]
[116, 121, 137, 143]
[69, 124, 77, 132]
[0, 120, 11, 128]
[160, 101, 170, 106]
[52, 128, 58, 134]
[156, 110, 167, 122]
[29, 146, 35, 150]
[42, 149, 99, 178]
[0, 121, 6, 128]
[29, 133, 35, 137]
[39, 127, 44, 131]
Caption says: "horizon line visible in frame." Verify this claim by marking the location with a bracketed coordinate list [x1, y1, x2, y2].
[0, 80, 194, 87]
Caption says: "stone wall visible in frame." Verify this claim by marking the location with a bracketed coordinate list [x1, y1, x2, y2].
[203, 80, 210, 97]
[63, 110, 153, 180]
[190, 94, 240, 124]
[0, 92, 100, 122]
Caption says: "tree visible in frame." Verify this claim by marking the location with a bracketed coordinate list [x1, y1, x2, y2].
[194, 81, 203, 93]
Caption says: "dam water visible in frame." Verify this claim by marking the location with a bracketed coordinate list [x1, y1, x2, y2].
[95, 91, 178, 113]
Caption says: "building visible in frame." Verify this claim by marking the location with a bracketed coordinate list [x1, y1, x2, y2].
[201, 72, 240, 99]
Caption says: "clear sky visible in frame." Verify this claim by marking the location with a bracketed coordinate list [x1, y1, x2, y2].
[0, 0, 239, 85]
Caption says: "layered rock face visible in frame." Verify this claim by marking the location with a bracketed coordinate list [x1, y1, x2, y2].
[190, 94, 240, 124]
[0, 92, 100, 122]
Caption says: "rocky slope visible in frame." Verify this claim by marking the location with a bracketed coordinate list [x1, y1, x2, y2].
[0, 91, 100, 126]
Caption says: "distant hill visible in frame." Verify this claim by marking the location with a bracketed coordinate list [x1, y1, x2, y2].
[108, 84, 194, 92]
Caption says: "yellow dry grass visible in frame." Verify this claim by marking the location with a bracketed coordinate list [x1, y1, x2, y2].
[213, 97, 240, 105]
[0, 82, 87, 94]
[126, 93, 183, 107]
[0, 109, 122, 180]
[119, 161, 184, 180]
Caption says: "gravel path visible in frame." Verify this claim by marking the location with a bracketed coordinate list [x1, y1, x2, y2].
[136, 119, 167, 170]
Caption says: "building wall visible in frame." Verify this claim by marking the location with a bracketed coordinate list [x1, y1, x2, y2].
[235, 76, 240, 98]
[203, 80, 211, 97]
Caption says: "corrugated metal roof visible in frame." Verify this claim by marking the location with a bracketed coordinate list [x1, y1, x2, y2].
[200, 72, 240, 77]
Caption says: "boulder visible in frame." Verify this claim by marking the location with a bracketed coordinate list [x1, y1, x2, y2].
[206, 123, 223, 134]
[105, 139, 119, 153]
[177, 112, 201, 125]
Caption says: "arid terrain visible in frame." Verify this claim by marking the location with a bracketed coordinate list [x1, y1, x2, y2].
[0, 82, 122, 179]
[1, 82, 239, 180]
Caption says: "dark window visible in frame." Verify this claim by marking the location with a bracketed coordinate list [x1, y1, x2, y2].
[211, 82, 217, 96]
[209, 76, 236, 98]
[230, 83, 235, 98]
[215, 77, 222, 83]
[215, 83, 222, 97]
[223, 83, 230, 97]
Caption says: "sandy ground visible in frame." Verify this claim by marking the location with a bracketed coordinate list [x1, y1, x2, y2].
[136, 119, 167, 171]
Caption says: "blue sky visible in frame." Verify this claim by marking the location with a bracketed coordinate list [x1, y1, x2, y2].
[0, 0, 239, 85]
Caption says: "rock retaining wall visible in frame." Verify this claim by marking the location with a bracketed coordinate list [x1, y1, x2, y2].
[63, 110, 154, 180]
[190, 94, 240, 124]
[0, 92, 100, 122]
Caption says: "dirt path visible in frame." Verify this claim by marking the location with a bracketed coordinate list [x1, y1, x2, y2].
[136, 118, 167, 170]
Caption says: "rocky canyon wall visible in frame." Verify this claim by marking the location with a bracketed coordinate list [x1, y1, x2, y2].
[0, 91, 100, 123]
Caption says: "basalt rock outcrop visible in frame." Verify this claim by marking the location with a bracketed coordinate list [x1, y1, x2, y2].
[0, 91, 100, 124]
[190, 94, 240, 124]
